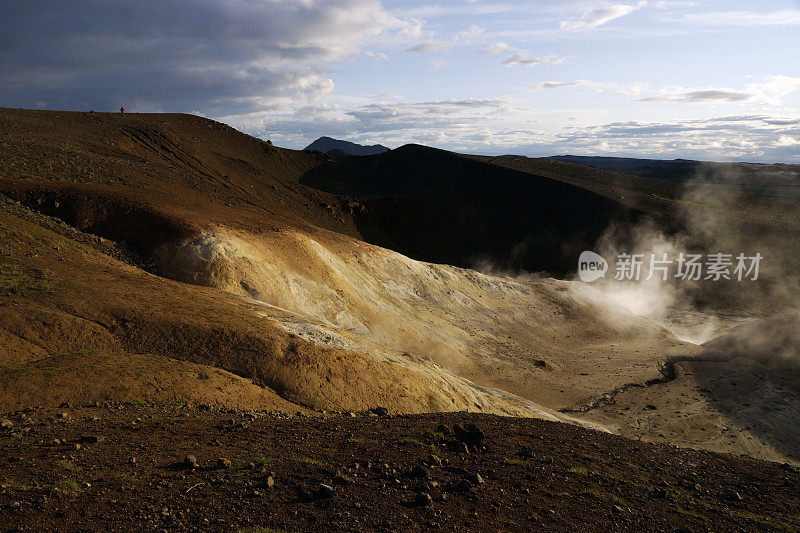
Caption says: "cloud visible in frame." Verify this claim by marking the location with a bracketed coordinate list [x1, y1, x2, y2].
[525, 79, 647, 96]
[640, 89, 753, 103]
[527, 81, 583, 89]
[560, 1, 647, 30]
[426, 59, 448, 71]
[407, 41, 450, 53]
[503, 53, 565, 67]
[405, 24, 484, 54]
[639, 76, 800, 105]
[481, 43, 514, 56]
[0, 0, 411, 114]
[251, 97, 516, 145]
[651, 1, 696, 7]
[776, 135, 800, 147]
[481, 42, 564, 67]
[672, 9, 800, 26]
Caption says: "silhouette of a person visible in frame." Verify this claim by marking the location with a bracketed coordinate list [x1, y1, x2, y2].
[120, 107, 125, 115]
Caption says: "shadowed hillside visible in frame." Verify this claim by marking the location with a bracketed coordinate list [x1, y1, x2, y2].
[300, 144, 650, 276]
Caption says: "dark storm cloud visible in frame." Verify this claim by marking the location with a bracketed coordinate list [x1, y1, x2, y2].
[0, 0, 402, 113]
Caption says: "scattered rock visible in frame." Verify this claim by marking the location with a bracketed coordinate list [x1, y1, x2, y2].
[427, 454, 442, 466]
[370, 407, 391, 417]
[454, 479, 473, 493]
[79, 435, 105, 444]
[318, 483, 335, 499]
[726, 489, 743, 502]
[447, 441, 469, 454]
[216, 458, 232, 469]
[415, 492, 433, 506]
[410, 465, 429, 479]
[0, 419, 13, 430]
[334, 473, 352, 485]
[453, 424, 484, 449]
[183, 455, 199, 469]
[265, 475, 275, 489]
[465, 472, 484, 485]
[519, 446, 536, 459]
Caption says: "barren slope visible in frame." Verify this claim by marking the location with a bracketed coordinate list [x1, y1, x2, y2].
[2, 109, 799, 465]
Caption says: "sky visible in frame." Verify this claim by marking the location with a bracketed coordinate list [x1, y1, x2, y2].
[1, 1, 799, 162]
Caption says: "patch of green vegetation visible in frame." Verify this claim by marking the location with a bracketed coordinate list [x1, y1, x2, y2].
[125, 399, 149, 407]
[0, 363, 31, 374]
[583, 487, 631, 509]
[568, 465, 589, 475]
[55, 478, 81, 493]
[676, 506, 708, 521]
[56, 459, 78, 473]
[0, 262, 53, 293]
[399, 437, 439, 452]
[300, 456, 324, 467]
[347, 437, 379, 445]
[502, 457, 528, 466]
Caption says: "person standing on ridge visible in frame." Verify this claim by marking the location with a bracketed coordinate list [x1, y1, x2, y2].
[120, 106, 125, 114]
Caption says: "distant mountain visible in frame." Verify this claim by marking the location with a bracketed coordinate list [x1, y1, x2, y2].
[547, 155, 800, 187]
[304, 136, 390, 157]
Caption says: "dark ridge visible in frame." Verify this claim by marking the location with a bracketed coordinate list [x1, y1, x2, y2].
[301, 144, 648, 276]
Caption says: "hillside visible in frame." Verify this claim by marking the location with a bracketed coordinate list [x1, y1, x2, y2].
[2, 406, 798, 532]
[300, 144, 648, 276]
[2, 108, 800, 474]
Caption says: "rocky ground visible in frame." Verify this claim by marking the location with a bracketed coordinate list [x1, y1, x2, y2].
[0, 405, 798, 532]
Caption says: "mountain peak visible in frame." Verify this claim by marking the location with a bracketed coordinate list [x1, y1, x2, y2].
[304, 136, 390, 157]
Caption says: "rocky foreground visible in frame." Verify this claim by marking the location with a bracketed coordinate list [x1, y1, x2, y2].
[0, 405, 797, 532]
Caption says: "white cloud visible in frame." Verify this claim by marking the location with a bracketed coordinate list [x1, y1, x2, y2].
[481, 42, 513, 56]
[750, 75, 800, 106]
[503, 53, 565, 67]
[526, 79, 647, 96]
[639, 76, 800, 105]
[776, 135, 800, 147]
[673, 9, 800, 26]
[560, 1, 647, 30]
[652, 1, 696, 8]
[405, 23, 485, 54]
